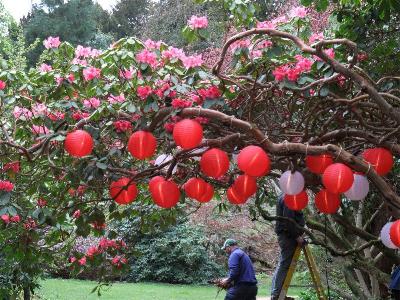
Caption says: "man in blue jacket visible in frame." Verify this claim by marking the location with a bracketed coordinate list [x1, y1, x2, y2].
[220, 239, 258, 300]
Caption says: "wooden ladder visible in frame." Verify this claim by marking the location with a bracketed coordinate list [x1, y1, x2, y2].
[278, 244, 327, 300]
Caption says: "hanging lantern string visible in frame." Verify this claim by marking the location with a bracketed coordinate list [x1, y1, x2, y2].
[284, 140, 289, 152]
[324, 215, 332, 300]
[305, 143, 309, 156]
[365, 162, 372, 176]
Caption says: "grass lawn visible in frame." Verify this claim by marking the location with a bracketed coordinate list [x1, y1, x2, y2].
[37, 278, 303, 300]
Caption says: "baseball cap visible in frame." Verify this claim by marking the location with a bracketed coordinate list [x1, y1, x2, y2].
[221, 238, 237, 250]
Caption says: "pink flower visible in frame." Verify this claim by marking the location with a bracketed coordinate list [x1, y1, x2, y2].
[10, 215, 20, 223]
[191, 93, 202, 105]
[136, 49, 158, 67]
[272, 65, 289, 81]
[357, 53, 368, 61]
[188, 15, 208, 29]
[137, 86, 152, 99]
[181, 54, 203, 68]
[83, 97, 101, 109]
[230, 39, 251, 53]
[90, 49, 101, 58]
[286, 68, 301, 81]
[194, 117, 208, 124]
[1, 214, 10, 224]
[171, 98, 192, 108]
[13, 106, 33, 119]
[83, 67, 101, 81]
[55, 76, 64, 86]
[256, 40, 273, 49]
[0, 180, 14, 192]
[289, 6, 307, 18]
[24, 218, 37, 230]
[0, 80, 6, 90]
[164, 122, 175, 132]
[108, 93, 126, 104]
[111, 255, 127, 268]
[48, 111, 65, 120]
[309, 32, 324, 44]
[314, 48, 335, 61]
[271, 15, 288, 25]
[43, 36, 61, 49]
[32, 102, 48, 116]
[119, 67, 134, 80]
[251, 50, 262, 59]
[37, 198, 47, 207]
[78, 256, 86, 266]
[72, 58, 88, 66]
[70, 256, 77, 263]
[162, 46, 185, 60]
[75, 45, 92, 58]
[39, 64, 52, 72]
[86, 246, 98, 258]
[113, 120, 132, 132]
[67, 73, 75, 82]
[72, 111, 90, 121]
[3, 161, 20, 173]
[72, 209, 81, 218]
[31, 125, 50, 135]
[257, 21, 275, 29]
[144, 39, 162, 50]
[295, 55, 313, 72]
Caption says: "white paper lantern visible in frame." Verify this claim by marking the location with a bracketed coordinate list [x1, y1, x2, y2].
[190, 146, 209, 161]
[155, 154, 177, 174]
[380, 222, 398, 249]
[344, 174, 369, 201]
[279, 171, 305, 195]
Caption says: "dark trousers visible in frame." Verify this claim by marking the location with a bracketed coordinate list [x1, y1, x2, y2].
[225, 284, 258, 300]
[393, 289, 400, 300]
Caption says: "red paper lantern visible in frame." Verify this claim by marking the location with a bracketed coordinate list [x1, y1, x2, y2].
[149, 176, 165, 194]
[363, 147, 394, 176]
[197, 182, 214, 203]
[200, 148, 230, 178]
[322, 163, 354, 193]
[315, 189, 340, 214]
[151, 180, 180, 208]
[306, 154, 333, 174]
[233, 175, 257, 198]
[128, 131, 157, 159]
[173, 119, 203, 149]
[64, 130, 93, 157]
[237, 146, 270, 177]
[109, 177, 138, 205]
[184, 177, 207, 200]
[284, 190, 309, 211]
[227, 187, 248, 205]
[390, 220, 400, 247]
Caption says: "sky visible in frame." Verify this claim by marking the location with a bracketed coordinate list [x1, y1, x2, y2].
[2, 0, 117, 21]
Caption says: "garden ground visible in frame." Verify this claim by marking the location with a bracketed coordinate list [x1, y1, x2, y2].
[37, 278, 303, 299]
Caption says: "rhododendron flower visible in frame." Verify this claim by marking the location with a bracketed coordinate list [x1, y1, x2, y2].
[43, 36, 61, 49]
[78, 256, 86, 266]
[37, 198, 47, 207]
[161, 46, 185, 60]
[3, 161, 20, 173]
[86, 246, 98, 258]
[32, 102, 48, 116]
[83, 67, 101, 81]
[314, 48, 335, 61]
[272, 65, 289, 81]
[113, 120, 132, 132]
[72, 111, 90, 121]
[251, 50, 262, 59]
[257, 21, 275, 29]
[190, 93, 202, 105]
[0, 80, 6, 90]
[188, 15, 208, 29]
[32, 125, 50, 135]
[1, 214, 10, 224]
[0, 180, 14, 192]
[90, 49, 101, 58]
[181, 54, 203, 68]
[295, 55, 313, 72]
[136, 49, 158, 67]
[119, 67, 135, 80]
[357, 52, 368, 61]
[75, 45, 93, 58]
[24, 218, 37, 230]
[144, 39, 162, 50]
[271, 15, 288, 25]
[67, 73, 75, 82]
[256, 40, 273, 49]
[91, 221, 106, 230]
[309, 32, 324, 44]
[198, 86, 221, 99]
[13, 106, 33, 119]
[108, 93, 126, 104]
[39, 64, 52, 72]
[230, 39, 251, 53]
[47, 111, 65, 121]
[111, 255, 127, 268]
[55, 76, 64, 86]
[137, 86, 152, 99]
[70, 257, 77, 263]
[72, 58, 88, 66]
[289, 6, 307, 18]
[164, 122, 174, 132]
[171, 98, 192, 108]
[72, 209, 81, 219]
[10, 215, 21, 223]
[83, 97, 101, 109]
[194, 117, 209, 124]
[286, 67, 301, 81]
[131, 113, 141, 121]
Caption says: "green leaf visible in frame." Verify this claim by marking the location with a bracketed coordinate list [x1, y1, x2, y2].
[319, 86, 329, 97]
[96, 162, 108, 170]
[0, 192, 11, 205]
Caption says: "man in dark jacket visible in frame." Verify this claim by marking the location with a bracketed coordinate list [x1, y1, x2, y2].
[220, 239, 258, 300]
[271, 194, 306, 300]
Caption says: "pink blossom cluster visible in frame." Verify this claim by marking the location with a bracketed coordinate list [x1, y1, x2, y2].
[83, 97, 101, 109]
[2, 161, 20, 173]
[47, 111, 65, 121]
[314, 48, 335, 61]
[43, 36, 61, 49]
[171, 98, 192, 108]
[31, 125, 50, 135]
[32, 102, 48, 116]
[111, 255, 128, 268]
[162, 46, 186, 60]
[108, 93, 126, 104]
[230, 39, 251, 53]
[198, 85, 221, 100]
[72, 110, 90, 121]
[272, 55, 313, 82]
[257, 15, 288, 30]
[113, 120, 132, 132]
[188, 15, 208, 29]
[75, 45, 101, 58]
[13, 106, 33, 120]
[83, 67, 101, 81]
[154, 82, 176, 99]
[119, 67, 135, 80]
[309, 32, 324, 44]
[24, 217, 37, 230]
[72, 58, 88, 66]
[289, 6, 308, 18]
[181, 54, 203, 69]
[1, 214, 20, 224]
[91, 221, 106, 230]
[136, 49, 158, 68]
[164, 115, 182, 133]
[0, 180, 14, 192]
[137, 86, 152, 99]
[144, 39, 163, 50]
[37, 198, 47, 208]
[0, 80, 6, 90]
[39, 64, 52, 72]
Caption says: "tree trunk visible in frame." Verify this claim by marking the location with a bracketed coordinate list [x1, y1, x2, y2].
[23, 287, 30, 300]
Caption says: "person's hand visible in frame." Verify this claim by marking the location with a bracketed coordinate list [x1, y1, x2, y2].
[296, 236, 305, 245]
[216, 278, 230, 289]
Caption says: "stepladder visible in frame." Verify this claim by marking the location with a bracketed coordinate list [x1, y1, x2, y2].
[278, 243, 327, 300]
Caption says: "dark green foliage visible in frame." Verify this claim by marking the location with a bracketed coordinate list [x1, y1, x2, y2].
[124, 223, 225, 284]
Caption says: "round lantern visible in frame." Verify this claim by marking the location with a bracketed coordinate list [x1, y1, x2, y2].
[184, 177, 206, 200]
[151, 180, 180, 208]
[237, 145, 270, 177]
[344, 174, 369, 201]
[363, 147, 394, 176]
[128, 131, 157, 160]
[306, 154, 333, 174]
[200, 148, 230, 178]
[149, 176, 165, 193]
[173, 119, 203, 149]
[322, 163, 354, 194]
[279, 171, 305, 196]
[227, 187, 248, 205]
[315, 189, 341, 214]
[381, 222, 398, 249]
[197, 182, 214, 203]
[64, 130, 94, 157]
[155, 154, 177, 174]
[284, 190, 308, 211]
[232, 175, 257, 198]
[390, 220, 400, 248]
[109, 177, 138, 205]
